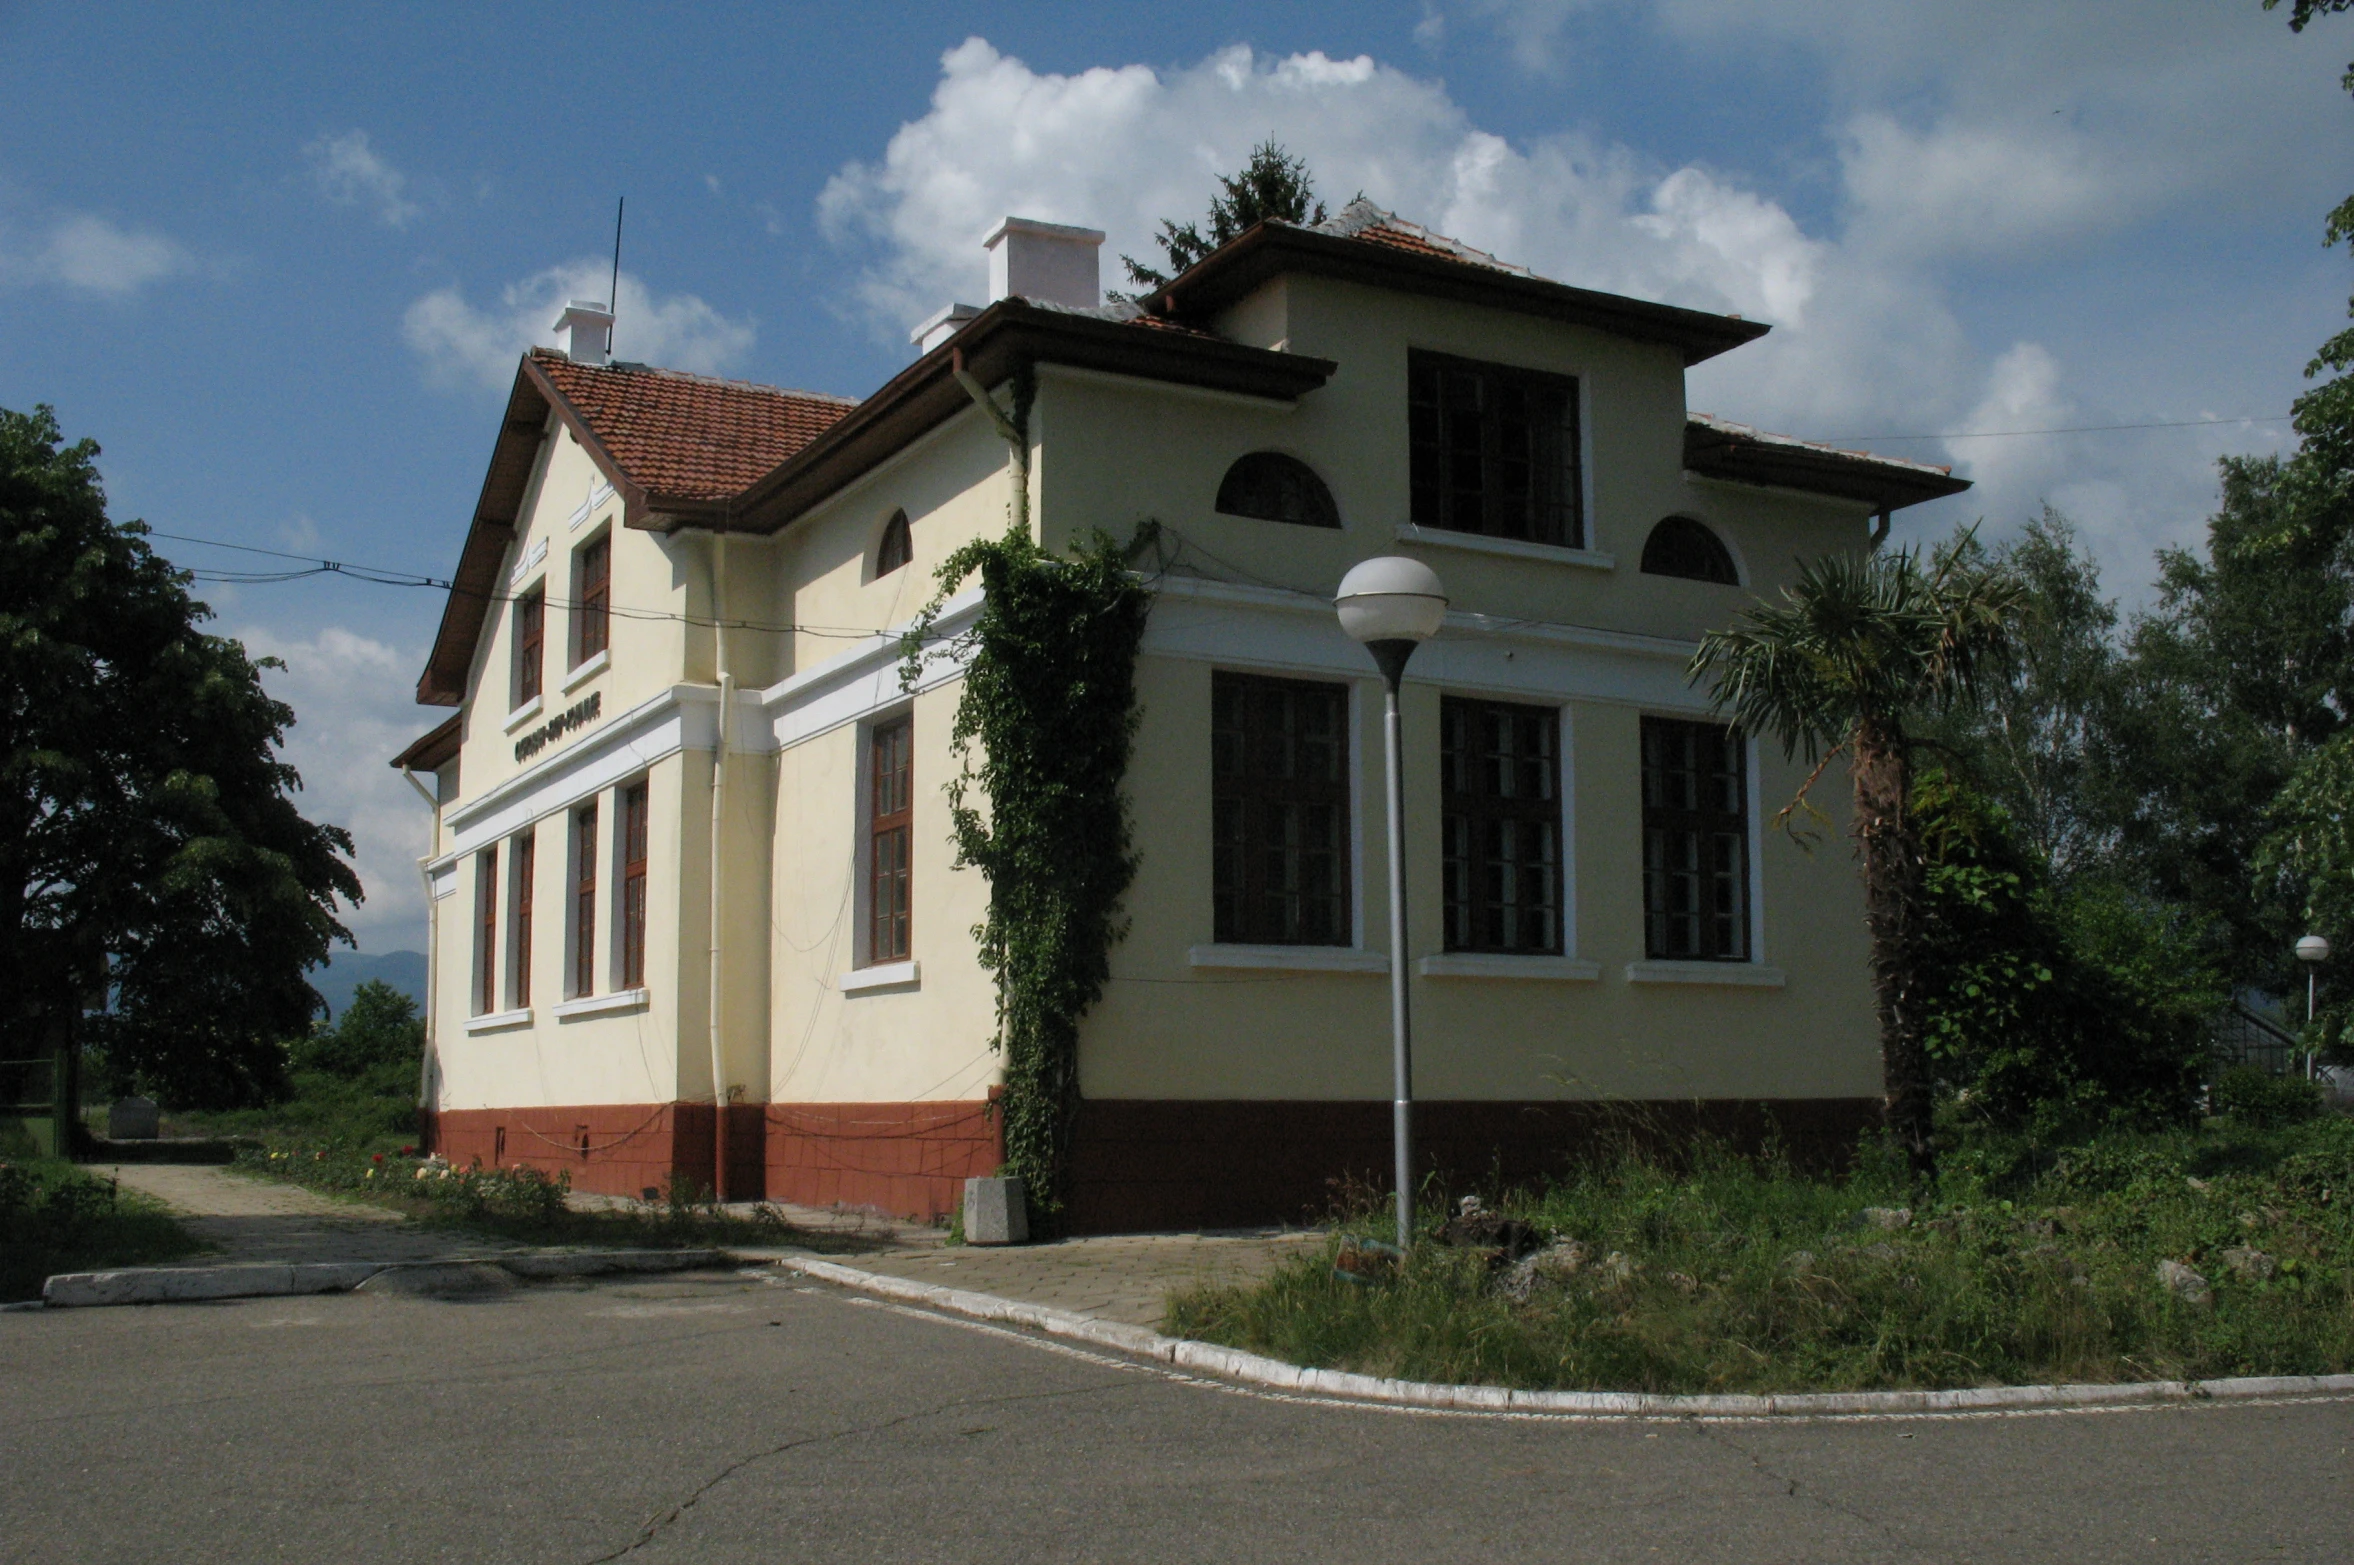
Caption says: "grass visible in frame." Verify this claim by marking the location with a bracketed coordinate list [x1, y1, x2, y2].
[1, 1159, 205, 1303]
[230, 1144, 862, 1254]
[1164, 1114, 2354, 1396]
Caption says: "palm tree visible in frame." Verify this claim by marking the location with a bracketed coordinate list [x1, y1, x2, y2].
[1693, 537, 2022, 1179]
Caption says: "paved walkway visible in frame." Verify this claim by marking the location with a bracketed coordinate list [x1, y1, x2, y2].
[99, 1163, 526, 1266]
[828, 1230, 1323, 1328]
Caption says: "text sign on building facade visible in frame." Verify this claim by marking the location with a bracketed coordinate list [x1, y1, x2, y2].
[514, 691, 601, 763]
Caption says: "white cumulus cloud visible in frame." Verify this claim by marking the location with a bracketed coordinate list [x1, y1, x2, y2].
[402, 262, 755, 391]
[1, 213, 192, 296]
[239, 624, 435, 952]
[304, 129, 423, 228]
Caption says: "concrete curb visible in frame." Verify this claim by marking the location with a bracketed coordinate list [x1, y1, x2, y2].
[777, 1255, 2354, 1421]
[40, 1248, 734, 1308]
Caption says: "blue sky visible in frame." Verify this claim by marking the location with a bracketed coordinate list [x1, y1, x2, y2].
[3, 1, 2349, 954]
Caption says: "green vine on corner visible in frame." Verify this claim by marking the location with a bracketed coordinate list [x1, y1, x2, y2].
[900, 522, 1150, 1231]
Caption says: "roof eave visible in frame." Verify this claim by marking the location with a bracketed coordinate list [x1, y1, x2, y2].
[389, 713, 462, 772]
[1148, 222, 1772, 367]
[1682, 422, 1972, 512]
[730, 299, 1336, 534]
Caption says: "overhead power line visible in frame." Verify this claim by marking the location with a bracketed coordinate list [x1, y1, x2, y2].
[1824, 414, 2294, 444]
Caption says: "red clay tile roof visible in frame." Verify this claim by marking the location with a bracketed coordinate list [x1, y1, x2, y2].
[529, 349, 855, 504]
[1309, 200, 1538, 279]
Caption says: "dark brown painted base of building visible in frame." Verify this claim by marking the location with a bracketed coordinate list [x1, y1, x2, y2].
[431, 1095, 1879, 1232]
[424, 1102, 766, 1203]
[1065, 1097, 1882, 1234]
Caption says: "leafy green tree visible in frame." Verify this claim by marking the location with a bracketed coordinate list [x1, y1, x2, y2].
[2256, 731, 2354, 1053]
[1692, 539, 2022, 1177]
[1120, 141, 1329, 293]
[2, 405, 359, 1110]
[291, 979, 422, 1080]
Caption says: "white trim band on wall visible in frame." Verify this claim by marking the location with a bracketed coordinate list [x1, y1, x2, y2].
[1188, 944, 1390, 974]
[1417, 953, 1601, 981]
[840, 961, 920, 994]
[465, 1008, 533, 1034]
[1625, 961, 1786, 988]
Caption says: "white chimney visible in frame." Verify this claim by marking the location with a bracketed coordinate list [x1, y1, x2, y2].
[984, 217, 1105, 309]
[909, 302, 981, 355]
[552, 300, 614, 366]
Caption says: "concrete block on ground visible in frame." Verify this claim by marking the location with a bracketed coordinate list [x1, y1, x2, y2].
[46, 1264, 297, 1308]
[355, 1262, 517, 1298]
[964, 1177, 1029, 1246]
[107, 1098, 160, 1140]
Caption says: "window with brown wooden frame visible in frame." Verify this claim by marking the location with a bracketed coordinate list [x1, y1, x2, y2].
[1441, 697, 1564, 954]
[1640, 716, 1750, 961]
[620, 780, 649, 990]
[1407, 350, 1583, 548]
[513, 588, 544, 708]
[1212, 672, 1352, 946]
[867, 716, 913, 964]
[571, 800, 598, 997]
[875, 509, 912, 577]
[475, 844, 499, 1015]
[510, 827, 535, 1009]
[574, 534, 610, 667]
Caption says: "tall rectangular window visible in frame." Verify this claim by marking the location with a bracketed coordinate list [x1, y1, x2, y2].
[1441, 698, 1563, 954]
[513, 588, 544, 708]
[1213, 672, 1351, 946]
[571, 801, 598, 997]
[575, 535, 610, 667]
[1408, 351, 1582, 548]
[475, 845, 499, 1015]
[1641, 717, 1749, 961]
[620, 781, 649, 990]
[510, 827, 535, 1009]
[867, 717, 913, 964]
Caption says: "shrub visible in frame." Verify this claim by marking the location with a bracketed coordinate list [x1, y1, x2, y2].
[2211, 1064, 2325, 1129]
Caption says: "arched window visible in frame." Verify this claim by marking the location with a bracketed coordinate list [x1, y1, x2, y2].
[875, 509, 912, 577]
[1640, 516, 1738, 584]
[1215, 452, 1340, 529]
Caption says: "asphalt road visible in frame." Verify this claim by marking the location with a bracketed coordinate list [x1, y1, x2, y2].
[3, 1268, 2348, 1564]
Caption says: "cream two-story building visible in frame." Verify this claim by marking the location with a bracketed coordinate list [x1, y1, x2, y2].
[393, 204, 1965, 1231]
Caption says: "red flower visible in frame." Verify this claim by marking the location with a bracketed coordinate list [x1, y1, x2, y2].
[372, 1153, 384, 1164]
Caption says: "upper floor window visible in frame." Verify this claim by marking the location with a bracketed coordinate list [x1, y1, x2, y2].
[867, 717, 913, 964]
[1441, 698, 1563, 955]
[513, 587, 544, 709]
[619, 780, 649, 990]
[1640, 717, 1749, 962]
[1641, 516, 1738, 585]
[574, 535, 610, 668]
[1408, 351, 1583, 549]
[875, 509, 912, 577]
[1213, 672, 1351, 946]
[1215, 452, 1340, 529]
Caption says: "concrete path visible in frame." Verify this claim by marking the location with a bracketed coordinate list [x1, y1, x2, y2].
[6, 1269, 2346, 1563]
[834, 1229, 1321, 1327]
[99, 1162, 527, 1266]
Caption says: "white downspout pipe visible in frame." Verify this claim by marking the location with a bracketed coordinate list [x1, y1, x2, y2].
[707, 520, 734, 1202]
[400, 766, 441, 1134]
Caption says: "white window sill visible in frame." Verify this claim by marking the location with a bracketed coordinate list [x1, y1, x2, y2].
[553, 988, 649, 1019]
[501, 695, 544, 734]
[562, 648, 610, 694]
[1418, 953, 1601, 981]
[1395, 523, 1616, 572]
[1188, 944, 1389, 974]
[465, 1007, 533, 1034]
[842, 960, 919, 994]
[1625, 961, 1786, 989]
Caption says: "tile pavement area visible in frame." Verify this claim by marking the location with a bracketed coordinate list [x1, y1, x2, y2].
[823, 1230, 1325, 1328]
[100, 1163, 529, 1266]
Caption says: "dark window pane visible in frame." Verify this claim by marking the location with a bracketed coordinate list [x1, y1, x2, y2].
[1211, 672, 1352, 946]
[1215, 453, 1340, 529]
[1440, 697, 1564, 955]
[876, 510, 912, 576]
[1640, 516, 1739, 584]
[1405, 351, 1582, 548]
[1639, 717, 1749, 961]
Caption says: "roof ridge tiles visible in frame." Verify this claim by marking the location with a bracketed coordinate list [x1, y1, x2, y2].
[527, 346, 858, 406]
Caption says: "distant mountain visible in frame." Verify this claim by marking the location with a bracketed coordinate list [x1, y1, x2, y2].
[311, 950, 428, 1021]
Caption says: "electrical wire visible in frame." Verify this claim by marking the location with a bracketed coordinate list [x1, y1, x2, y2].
[1818, 414, 2294, 444]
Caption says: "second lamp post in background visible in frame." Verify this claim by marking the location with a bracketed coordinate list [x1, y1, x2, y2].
[1335, 556, 1448, 1251]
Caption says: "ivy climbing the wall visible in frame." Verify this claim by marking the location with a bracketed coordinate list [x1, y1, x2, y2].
[901, 524, 1151, 1231]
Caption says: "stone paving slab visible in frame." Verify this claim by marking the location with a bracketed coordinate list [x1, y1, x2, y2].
[830, 1230, 1325, 1329]
[99, 1162, 528, 1266]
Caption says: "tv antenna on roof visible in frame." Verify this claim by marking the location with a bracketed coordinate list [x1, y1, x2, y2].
[608, 196, 624, 360]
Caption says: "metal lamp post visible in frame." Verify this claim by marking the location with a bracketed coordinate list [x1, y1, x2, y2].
[1335, 556, 1449, 1252]
[2297, 933, 2331, 1081]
